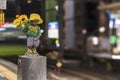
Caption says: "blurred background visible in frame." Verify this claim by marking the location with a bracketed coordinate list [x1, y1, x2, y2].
[1, 0, 120, 80]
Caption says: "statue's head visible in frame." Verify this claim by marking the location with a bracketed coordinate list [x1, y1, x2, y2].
[29, 13, 43, 25]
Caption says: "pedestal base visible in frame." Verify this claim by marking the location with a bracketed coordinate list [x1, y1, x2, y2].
[17, 55, 47, 80]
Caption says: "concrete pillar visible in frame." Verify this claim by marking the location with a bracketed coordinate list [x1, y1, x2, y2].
[17, 55, 47, 80]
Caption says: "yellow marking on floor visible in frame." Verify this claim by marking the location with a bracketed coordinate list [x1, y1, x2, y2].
[0, 73, 5, 77]
[0, 65, 17, 80]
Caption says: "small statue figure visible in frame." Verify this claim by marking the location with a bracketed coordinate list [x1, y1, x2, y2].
[13, 13, 43, 56]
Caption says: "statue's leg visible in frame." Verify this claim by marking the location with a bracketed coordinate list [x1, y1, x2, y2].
[26, 37, 34, 55]
[27, 47, 33, 53]
[33, 38, 40, 55]
[33, 47, 37, 54]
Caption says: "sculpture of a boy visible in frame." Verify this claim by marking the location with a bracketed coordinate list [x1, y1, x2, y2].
[13, 13, 43, 55]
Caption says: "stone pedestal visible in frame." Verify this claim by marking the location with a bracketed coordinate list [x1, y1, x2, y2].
[17, 55, 47, 80]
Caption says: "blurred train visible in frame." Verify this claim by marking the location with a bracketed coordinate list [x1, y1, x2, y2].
[0, 23, 27, 56]
[0, 0, 26, 57]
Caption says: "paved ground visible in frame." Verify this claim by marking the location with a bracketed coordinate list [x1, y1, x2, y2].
[0, 58, 99, 80]
[0, 58, 120, 80]
[62, 59, 120, 80]
[48, 69, 82, 80]
[0, 58, 17, 80]
[0, 58, 81, 80]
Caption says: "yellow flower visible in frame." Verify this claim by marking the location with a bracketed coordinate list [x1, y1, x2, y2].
[18, 14, 28, 23]
[13, 19, 21, 27]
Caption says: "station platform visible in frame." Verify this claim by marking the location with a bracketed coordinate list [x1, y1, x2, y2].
[0, 58, 17, 80]
[0, 58, 81, 80]
[0, 57, 119, 80]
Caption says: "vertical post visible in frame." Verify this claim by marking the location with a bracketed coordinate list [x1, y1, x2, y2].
[57, 0, 64, 61]
[0, 9, 3, 27]
[64, 0, 75, 49]
[15, 0, 21, 14]
[0, 0, 6, 26]
[17, 55, 47, 80]
[40, 0, 46, 39]
[41, 0, 45, 26]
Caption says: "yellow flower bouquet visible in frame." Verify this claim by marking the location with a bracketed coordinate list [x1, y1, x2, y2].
[13, 14, 28, 29]
[13, 13, 43, 28]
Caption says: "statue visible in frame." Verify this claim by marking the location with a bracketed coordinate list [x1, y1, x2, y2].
[13, 13, 43, 56]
